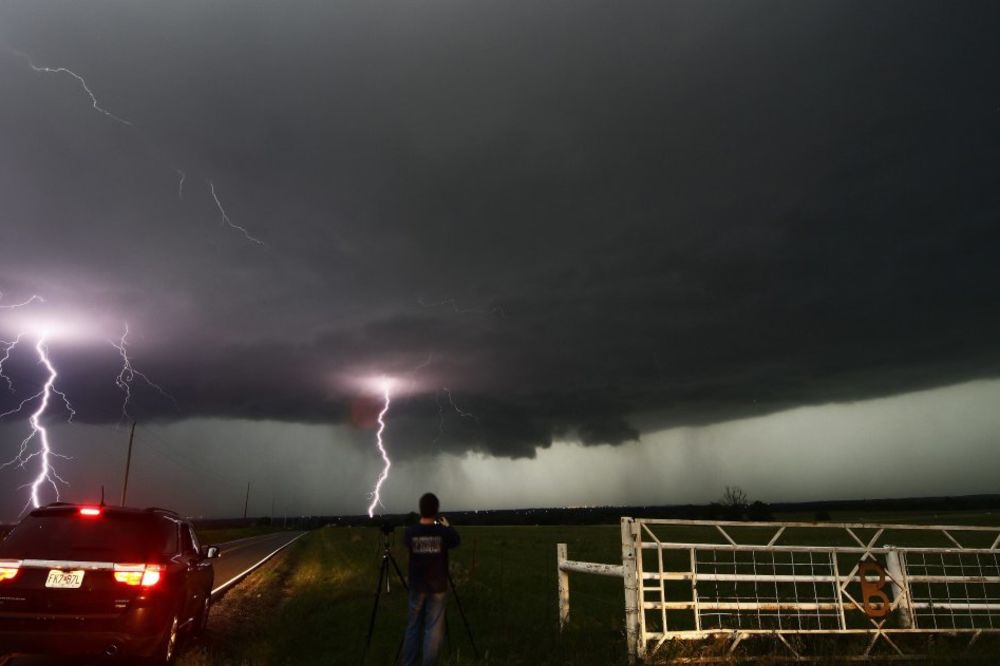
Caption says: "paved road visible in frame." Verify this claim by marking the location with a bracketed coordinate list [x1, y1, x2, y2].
[5, 530, 307, 665]
[210, 530, 306, 597]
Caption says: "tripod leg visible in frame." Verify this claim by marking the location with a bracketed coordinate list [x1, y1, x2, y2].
[362, 556, 390, 664]
[387, 551, 409, 591]
[445, 608, 452, 654]
[448, 571, 480, 659]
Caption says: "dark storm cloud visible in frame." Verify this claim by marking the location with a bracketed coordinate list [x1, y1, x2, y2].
[1, 1, 999, 459]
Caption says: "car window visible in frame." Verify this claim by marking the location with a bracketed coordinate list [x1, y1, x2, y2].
[180, 525, 196, 555]
[186, 525, 201, 553]
[0, 512, 165, 560]
[160, 520, 179, 555]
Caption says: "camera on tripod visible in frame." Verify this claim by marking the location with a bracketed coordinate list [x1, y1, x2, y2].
[362, 515, 479, 664]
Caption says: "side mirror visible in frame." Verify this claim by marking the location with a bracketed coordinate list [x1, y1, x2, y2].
[204, 546, 221, 559]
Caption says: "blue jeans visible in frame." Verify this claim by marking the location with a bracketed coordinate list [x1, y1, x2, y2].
[401, 589, 447, 666]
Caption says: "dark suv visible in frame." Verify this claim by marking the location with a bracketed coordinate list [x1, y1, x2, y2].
[0, 503, 219, 662]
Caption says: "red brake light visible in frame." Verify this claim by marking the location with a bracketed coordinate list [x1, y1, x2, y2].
[113, 564, 162, 587]
[79, 507, 102, 517]
[0, 560, 20, 582]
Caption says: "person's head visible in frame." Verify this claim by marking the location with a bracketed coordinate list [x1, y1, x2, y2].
[419, 492, 440, 519]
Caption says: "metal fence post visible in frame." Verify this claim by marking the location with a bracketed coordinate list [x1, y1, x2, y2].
[557, 543, 570, 630]
[621, 517, 641, 663]
[884, 546, 913, 629]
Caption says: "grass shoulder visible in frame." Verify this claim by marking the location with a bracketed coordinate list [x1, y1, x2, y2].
[196, 525, 296, 545]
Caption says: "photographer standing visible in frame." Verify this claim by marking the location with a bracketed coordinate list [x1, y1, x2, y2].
[401, 492, 460, 666]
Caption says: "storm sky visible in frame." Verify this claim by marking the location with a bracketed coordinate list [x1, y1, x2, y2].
[1, 1, 998, 520]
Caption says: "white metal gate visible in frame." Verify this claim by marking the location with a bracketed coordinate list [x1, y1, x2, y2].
[558, 517, 1000, 662]
[629, 518, 1000, 661]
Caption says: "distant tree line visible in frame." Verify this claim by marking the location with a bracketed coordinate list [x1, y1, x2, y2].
[313, 492, 1000, 528]
[3, 493, 998, 533]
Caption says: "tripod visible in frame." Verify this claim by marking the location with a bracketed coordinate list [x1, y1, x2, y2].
[446, 569, 480, 659]
[362, 527, 408, 665]
[361, 525, 480, 664]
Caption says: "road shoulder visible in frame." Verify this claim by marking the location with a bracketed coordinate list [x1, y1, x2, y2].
[178, 533, 305, 665]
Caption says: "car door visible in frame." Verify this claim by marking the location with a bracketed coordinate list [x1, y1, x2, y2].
[178, 523, 202, 625]
[188, 524, 215, 593]
[182, 523, 212, 619]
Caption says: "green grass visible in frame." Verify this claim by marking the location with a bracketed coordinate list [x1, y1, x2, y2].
[180, 524, 628, 665]
[773, 509, 1000, 527]
[195, 525, 294, 545]
[179, 512, 1000, 665]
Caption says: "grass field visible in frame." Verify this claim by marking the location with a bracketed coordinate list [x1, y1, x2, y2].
[178, 511, 1000, 665]
[196, 525, 295, 545]
[180, 524, 627, 665]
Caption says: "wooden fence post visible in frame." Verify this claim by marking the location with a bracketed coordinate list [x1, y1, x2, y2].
[557, 543, 570, 630]
[621, 517, 640, 663]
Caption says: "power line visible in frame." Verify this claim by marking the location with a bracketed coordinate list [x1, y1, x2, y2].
[130, 429, 247, 493]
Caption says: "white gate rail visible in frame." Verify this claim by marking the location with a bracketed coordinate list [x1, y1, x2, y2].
[557, 517, 1000, 662]
[556, 519, 641, 661]
[631, 517, 1000, 661]
[556, 542, 624, 628]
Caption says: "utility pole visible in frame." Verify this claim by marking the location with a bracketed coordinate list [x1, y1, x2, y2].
[243, 481, 251, 520]
[120, 422, 136, 506]
[270, 494, 275, 522]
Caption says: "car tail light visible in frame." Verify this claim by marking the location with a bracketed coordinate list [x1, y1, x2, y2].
[141, 567, 162, 587]
[113, 564, 163, 587]
[79, 506, 102, 518]
[0, 560, 20, 582]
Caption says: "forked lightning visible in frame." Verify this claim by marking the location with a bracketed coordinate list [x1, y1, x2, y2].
[0, 335, 76, 511]
[110, 323, 178, 424]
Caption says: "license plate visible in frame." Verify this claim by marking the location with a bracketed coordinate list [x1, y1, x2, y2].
[45, 570, 85, 589]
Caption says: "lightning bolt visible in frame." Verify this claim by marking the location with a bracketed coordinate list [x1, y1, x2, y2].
[0, 334, 23, 393]
[6, 48, 266, 249]
[418, 297, 505, 318]
[0, 292, 45, 310]
[209, 181, 266, 247]
[0, 335, 75, 511]
[7, 48, 132, 126]
[366, 381, 393, 518]
[408, 352, 434, 376]
[443, 387, 479, 423]
[1, 292, 44, 391]
[1, 290, 173, 508]
[433, 387, 479, 446]
[110, 323, 177, 423]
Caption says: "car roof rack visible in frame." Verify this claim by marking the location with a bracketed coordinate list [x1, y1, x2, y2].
[143, 507, 180, 517]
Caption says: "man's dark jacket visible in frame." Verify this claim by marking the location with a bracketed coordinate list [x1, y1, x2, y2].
[404, 522, 461, 593]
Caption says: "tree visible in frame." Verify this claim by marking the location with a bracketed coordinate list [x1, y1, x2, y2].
[721, 486, 750, 521]
[747, 500, 773, 521]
